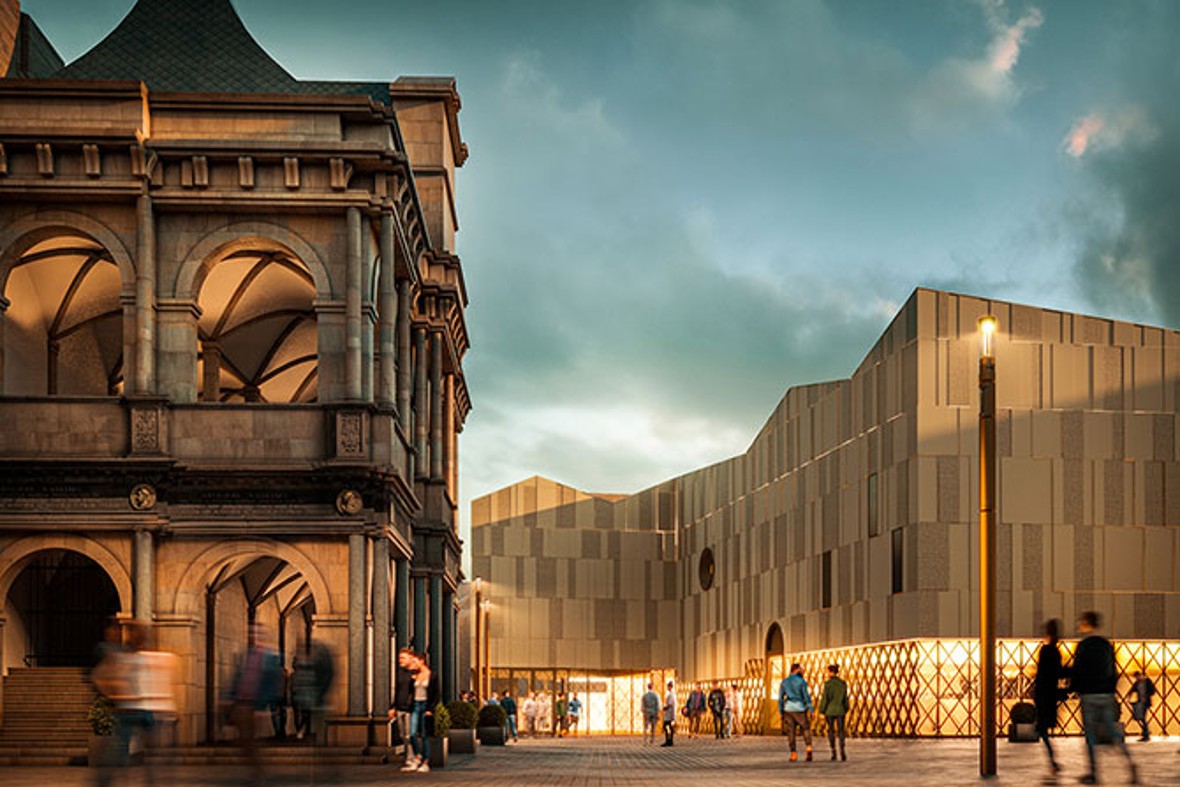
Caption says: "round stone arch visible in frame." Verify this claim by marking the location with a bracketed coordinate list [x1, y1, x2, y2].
[172, 222, 333, 301]
[167, 538, 334, 620]
[0, 210, 138, 296]
[0, 534, 134, 615]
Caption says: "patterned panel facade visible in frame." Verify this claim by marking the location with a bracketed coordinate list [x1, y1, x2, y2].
[473, 288, 1180, 735]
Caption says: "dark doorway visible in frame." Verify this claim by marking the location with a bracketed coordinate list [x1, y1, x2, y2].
[6, 550, 120, 667]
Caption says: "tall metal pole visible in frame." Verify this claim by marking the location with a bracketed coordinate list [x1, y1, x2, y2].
[474, 580, 482, 700]
[979, 317, 997, 777]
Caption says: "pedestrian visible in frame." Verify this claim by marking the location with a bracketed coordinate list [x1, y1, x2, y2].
[641, 682, 661, 744]
[402, 650, 440, 774]
[387, 648, 416, 768]
[817, 664, 848, 762]
[1033, 619, 1064, 779]
[91, 619, 158, 787]
[687, 684, 706, 737]
[662, 680, 677, 747]
[728, 683, 743, 737]
[1130, 671, 1157, 741]
[1071, 611, 1137, 785]
[707, 682, 726, 739]
[522, 692, 538, 737]
[555, 692, 568, 737]
[779, 662, 814, 762]
[567, 692, 583, 736]
[226, 625, 282, 785]
[501, 689, 519, 742]
[270, 662, 291, 739]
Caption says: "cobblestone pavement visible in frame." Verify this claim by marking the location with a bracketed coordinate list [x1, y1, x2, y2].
[0, 735, 1174, 786]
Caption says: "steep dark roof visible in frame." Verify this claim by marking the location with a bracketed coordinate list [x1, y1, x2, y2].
[55, 0, 369, 98]
[6, 13, 64, 78]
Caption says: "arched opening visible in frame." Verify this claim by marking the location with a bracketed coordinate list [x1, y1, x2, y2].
[201, 555, 317, 743]
[4, 549, 120, 668]
[196, 247, 317, 403]
[2, 234, 125, 396]
[765, 622, 786, 733]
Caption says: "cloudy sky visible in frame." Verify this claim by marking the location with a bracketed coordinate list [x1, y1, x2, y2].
[22, 0, 1180, 543]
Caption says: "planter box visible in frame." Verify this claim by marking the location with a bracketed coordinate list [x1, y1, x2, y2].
[1008, 722, 1038, 743]
[88, 734, 114, 767]
[478, 726, 506, 746]
[427, 736, 448, 768]
[449, 728, 477, 754]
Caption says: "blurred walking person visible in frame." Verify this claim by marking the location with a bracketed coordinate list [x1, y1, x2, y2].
[779, 662, 814, 762]
[227, 625, 282, 786]
[1034, 619, 1064, 780]
[818, 664, 848, 762]
[92, 619, 159, 786]
[1071, 611, 1137, 785]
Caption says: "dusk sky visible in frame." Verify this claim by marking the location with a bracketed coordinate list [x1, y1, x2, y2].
[21, 0, 1180, 547]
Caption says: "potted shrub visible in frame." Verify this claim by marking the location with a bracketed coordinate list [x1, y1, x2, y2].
[427, 702, 451, 768]
[87, 696, 116, 766]
[477, 703, 507, 746]
[446, 699, 478, 754]
[1008, 702, 1038, 742]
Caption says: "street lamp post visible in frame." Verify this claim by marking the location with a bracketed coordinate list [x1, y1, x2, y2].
[474, 578, 482, 700]
[480, 599, 492, 700]
[978, 315, 998, 777]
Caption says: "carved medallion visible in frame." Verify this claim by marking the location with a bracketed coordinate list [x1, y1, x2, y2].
[129, 483, 157, 511]
[336, 489, 363, 516]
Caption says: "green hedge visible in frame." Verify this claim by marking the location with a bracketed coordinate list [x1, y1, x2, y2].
[477, 703, 507, 728]
[447, 700, 478, 730]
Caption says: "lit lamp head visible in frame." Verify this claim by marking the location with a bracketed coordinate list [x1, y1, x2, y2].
[978, 315, 998, 360]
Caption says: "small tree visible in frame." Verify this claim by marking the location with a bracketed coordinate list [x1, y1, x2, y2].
[88, 697, 116, 736]
[431, 702, 451, 739]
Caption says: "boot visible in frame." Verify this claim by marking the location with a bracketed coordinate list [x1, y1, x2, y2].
[805, 747, 813, 762]
[830, 750, 837, 761]
[789, 751, 797, 762]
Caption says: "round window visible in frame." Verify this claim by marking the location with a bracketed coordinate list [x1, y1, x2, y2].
[699, 547, 715, 591]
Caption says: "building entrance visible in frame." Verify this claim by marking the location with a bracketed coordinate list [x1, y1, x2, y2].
[4, 549, 119, 667]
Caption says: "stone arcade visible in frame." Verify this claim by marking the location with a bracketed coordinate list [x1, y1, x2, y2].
[0, 0, 471, 753]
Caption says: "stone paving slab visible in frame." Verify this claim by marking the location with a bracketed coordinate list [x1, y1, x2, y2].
[0, 735, 1172, 785]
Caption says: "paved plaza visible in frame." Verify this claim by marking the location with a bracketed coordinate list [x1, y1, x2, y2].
[0, 735, 1173, 786]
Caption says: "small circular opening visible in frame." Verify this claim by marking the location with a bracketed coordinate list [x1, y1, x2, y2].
[699, 547, 715, 591]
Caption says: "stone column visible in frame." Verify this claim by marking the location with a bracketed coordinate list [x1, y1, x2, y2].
[395, 558, 410, 651]
[371, 535, 391, 717]
[361, 221, 374, 403]
[413, 575, 426, 653]
[444, 374, 456, 501]
[413, 326, 428, 479]
[133, 529, 153, 621]
[429, 575, 443, 680]
[134, 194, 155, 394]
[201, 341, 221, 402]
[396, 281, 412, 423]
[377, 213, 397, 409]
[345, 206, 363, 401]
[156, 300, 201, 403]
[119, 292, 135, 395]
[347, 533, 367, 716]
[429, 330, 444, 482]
[442, 589, 455, 702]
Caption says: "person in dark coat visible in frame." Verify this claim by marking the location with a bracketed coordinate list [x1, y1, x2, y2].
[1033, 619, 1063, 779]
[1071, 611, 1137, 785]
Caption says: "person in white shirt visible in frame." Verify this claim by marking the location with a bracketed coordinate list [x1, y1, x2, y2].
[661, 680, 677, 747]
[522, 693, 538, 737]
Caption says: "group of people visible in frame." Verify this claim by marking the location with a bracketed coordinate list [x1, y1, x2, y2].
[776, 663, 849, 762]
[485, 689, 583, 739]
[1034, 611, 1147, 785]
[676, 682, 745, 740]
[388, 647, 441, 774]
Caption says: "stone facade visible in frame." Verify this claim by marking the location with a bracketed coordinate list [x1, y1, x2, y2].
[473, 289, 1180, 720]
[0, 0, 471, 747]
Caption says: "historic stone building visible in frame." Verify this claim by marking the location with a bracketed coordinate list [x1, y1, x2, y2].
[0, 0, 471, 754]
[473, 289, 1180, 736]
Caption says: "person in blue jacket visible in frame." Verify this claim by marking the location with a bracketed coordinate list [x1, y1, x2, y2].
[778, 662, 813, 762]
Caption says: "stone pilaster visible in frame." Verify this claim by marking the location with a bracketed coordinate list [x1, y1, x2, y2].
[429, 330, 444, 482]
[155, 299, 200, 403]
[361, 218, 374, 403]
[396, 280, 412, 426]
[429, 574, 442, 678]
[134, 528, 153, 621]
[371, 535, 391, 716]
[413, 574, 426, 653]
[200, 341, 220, 402]
[395, 558, 410, 651]
[345, 206, 362, 401]
[378, 213, 397, 409]
[347, 533, 367, 716]
[0, 294, 8, 393]
[442, 589, 455, 701]
[134, 194, 155, 394]
[413, 326, 428, 479]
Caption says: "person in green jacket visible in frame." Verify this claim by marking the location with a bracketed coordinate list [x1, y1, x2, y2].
[817, 664, 848, 761]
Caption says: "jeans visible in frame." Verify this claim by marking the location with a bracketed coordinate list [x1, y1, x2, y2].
[409, 700, 430, 762]
[506, 714, 518, 739]
[1132, 701, 1150, 738]
[1079, 694, 1133, 777]
[825, 714, 846, 754]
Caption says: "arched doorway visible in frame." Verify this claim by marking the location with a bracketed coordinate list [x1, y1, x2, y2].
[2, 234, 125, 396]
[201, 555, 317, 742]
[765, 622, 785, 733]
[4, 549, 120, 667]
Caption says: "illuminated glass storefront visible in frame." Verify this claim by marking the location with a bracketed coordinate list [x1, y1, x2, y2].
[488, 668, 677, 735]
